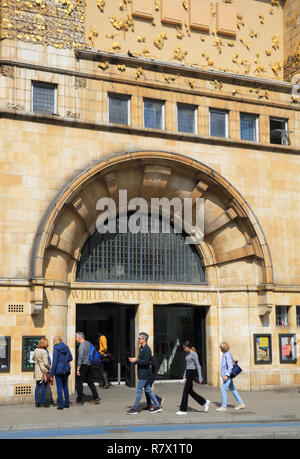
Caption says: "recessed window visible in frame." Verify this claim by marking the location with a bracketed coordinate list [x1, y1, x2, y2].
[108, 93, 131, 125]
[178, 103, 197, 134]
[297, 306, 300, 327]
[270, 117, 289, 145]
[276, 306, 289, 327]
[32, 81, 57, 115]
[209, 108, 228, 138]
[240, 113, 258, 142]
[144, 99, 165, 130]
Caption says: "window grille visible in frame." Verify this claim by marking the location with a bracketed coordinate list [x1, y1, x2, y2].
[178, 103, 197, 134]
[240, 113, 258, 141]
[32, 81, 56, 114]
[77, 219, 205, 284]
[14, 385, 32, 396]
[210, 108, 228, 138]
[144, 99, 164, 130]
[109, 93, 130, 125]
[8, 304, 24, 313]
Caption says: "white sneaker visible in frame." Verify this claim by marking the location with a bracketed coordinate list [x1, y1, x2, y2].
[216, 406, 227, 412]
[176, 410, 187, 415]
[204, 400, 210, 413]
[235, 403, 246, 410]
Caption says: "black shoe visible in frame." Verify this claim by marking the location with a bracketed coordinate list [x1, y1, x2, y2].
[89, 398, 100, 404]
[57, 406, 64, 410]
[35, 404, 40, 408]
[41, 404, 50, 408]
[126, 408, 138, 415]
[64, 405, 70, 408]
[150, 406, 162, 413]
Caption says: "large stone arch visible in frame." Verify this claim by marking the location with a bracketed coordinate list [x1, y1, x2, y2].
[30, 151, 274, 313]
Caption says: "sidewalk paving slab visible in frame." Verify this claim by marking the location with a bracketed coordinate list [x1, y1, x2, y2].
[0, 383, 300, 433]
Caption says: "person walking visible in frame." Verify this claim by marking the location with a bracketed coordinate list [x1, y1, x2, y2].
[144, 354, 164, 411]
[50, 336, 73, 410]
[98, 332, 111, 389]
[176, 340, 210, 415]
[216, 341, 245, 412]
[33, 337, 51, 408]
[127, 332, 162, 415]
[74, 332, 100, 405]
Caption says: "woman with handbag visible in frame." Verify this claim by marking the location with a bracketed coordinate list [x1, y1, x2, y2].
[33, 337, 51, 408]
[176, 341, 210, 415]
[50, 336, 73, 410]
[98, 332, 111, 389]
[216, 341, 245, 412]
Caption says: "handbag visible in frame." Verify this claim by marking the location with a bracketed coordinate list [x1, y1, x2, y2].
[101, 352, 112, 363]
[230, 360, 242, 379]
[37, 357, 51, 384]
[225, 353, 242, 379]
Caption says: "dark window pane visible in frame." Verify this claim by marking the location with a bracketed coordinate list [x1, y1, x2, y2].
[240, 113, 258, 141]
[210, 109, 227, 137]
[144, 99, 164, 129]
[178, 104, 196, 133]
[32, 82, 56, 114]
[109, 94, 130, 125]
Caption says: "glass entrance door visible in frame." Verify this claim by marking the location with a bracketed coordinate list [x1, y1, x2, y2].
[76, 303, 136, 386]
[154, 305, 207, 382]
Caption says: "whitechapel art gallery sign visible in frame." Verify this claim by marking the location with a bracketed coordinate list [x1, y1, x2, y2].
[71, 289, 213, 305]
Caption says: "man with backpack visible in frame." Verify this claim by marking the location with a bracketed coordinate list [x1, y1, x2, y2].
[74, 332, 100, 405]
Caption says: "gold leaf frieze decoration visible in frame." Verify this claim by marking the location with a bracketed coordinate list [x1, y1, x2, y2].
[185, 79, 195, 89]
[272, 33, 280, 51]
[97, 0, 105, 12]
[210, 80, 223, 90]
[88, 29, 98, 47]
[214, 38, 224, 55]
[117, 64, 126, 72]
[110, 14, 134, 38]
[135, 67, 146, 80]
[164, 74, 179, 84]
[239, 38, 250, 50]
[1, 0, 85, 49]
[98, 61, 110, 70]
[237, 14, 245, 29]
[173, 47, 188, 62]
[154, 32, 167, 50]
[271, 61, 282, 77]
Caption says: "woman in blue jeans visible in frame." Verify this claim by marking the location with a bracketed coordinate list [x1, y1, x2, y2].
[50, 336, 73, 410]
[33, 337, 51, 408]
[216, 341, 245, 412]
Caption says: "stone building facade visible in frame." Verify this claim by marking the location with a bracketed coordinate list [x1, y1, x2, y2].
[0, 0, 300, 403]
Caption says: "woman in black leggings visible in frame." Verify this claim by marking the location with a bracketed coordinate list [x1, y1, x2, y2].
[176, 341, 210, 415]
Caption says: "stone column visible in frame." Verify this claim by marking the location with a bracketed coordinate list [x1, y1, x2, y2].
[135, 300, 154, 354]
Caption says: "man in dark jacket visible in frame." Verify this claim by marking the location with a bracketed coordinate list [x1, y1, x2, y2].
[127, 332, 162, 415]
[50, 336, 73, 410]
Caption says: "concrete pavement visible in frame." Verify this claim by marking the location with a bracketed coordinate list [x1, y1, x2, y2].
[1, 383, 300, 438]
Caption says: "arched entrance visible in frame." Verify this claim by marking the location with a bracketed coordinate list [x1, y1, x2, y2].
[29, 150, 274, 389]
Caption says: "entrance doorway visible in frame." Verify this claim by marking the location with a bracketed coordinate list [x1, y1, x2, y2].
[76, 303, 136, 387]
[154, 305, 207, 383]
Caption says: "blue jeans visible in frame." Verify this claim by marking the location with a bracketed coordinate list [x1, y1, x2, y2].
[35, 381, 46, 405]
[133, 379, 159, 410]
[55, 373, 70, 408]
[221, 378, 243, 407]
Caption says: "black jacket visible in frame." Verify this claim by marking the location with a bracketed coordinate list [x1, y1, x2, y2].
[136, 344, 152, 379]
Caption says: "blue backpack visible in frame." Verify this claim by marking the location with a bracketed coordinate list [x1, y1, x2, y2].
[89, 343, 102, 367]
